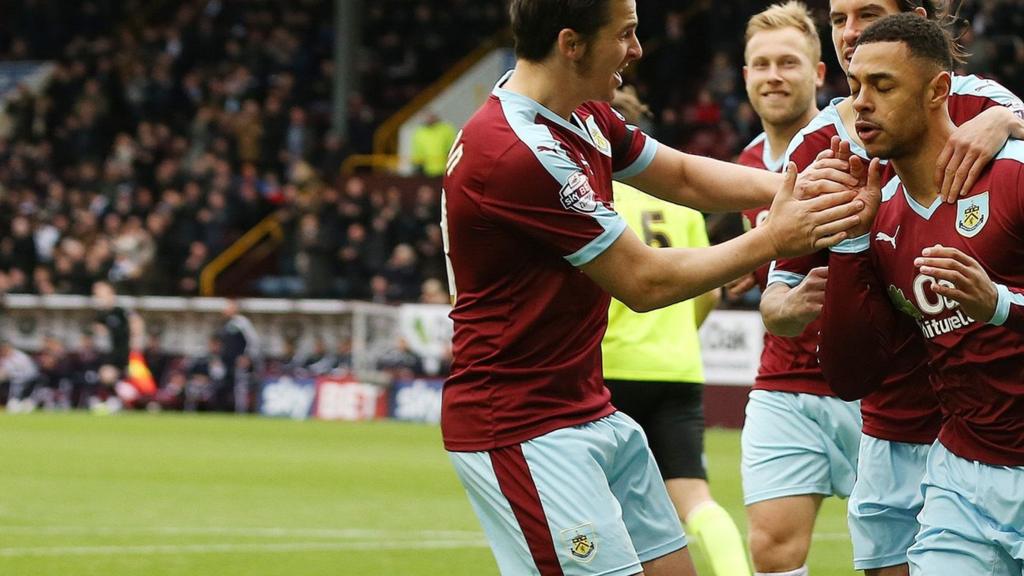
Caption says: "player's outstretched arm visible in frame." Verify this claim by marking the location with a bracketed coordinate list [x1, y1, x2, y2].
[584, 165, 862, 312]
[624, 143, 859, 213]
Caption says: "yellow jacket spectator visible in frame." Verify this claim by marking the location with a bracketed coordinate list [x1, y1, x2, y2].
[410, 113, 456, 177]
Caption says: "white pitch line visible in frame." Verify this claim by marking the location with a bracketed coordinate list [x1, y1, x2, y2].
[0, 540, 489, 557]
[0, 525, 853, 541]
[0, 526, 482, 539]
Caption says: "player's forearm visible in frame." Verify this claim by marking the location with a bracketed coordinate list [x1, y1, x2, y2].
[629, 228, 777, 312]
[759, 283, 812, 337]
[674, 154, 779, 212]
[819, 251, 903, 400]
[629, 149, 780, 212]
[979, 105, 1024, 140]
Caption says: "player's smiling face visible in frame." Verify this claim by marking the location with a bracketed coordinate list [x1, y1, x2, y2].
[578, 0, 642, 102]
[829, 0, 902, 75]
[743, 27, 822, 127]
[848, 41, 930, 159]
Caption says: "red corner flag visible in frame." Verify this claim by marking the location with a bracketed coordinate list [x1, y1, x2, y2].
[126, 351, 158, 395]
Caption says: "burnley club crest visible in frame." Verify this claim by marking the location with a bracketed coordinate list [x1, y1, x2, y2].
[561, 522, 597, 563]
[956, 192, 988, 238]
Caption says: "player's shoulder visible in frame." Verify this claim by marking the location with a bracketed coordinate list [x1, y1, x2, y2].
[950, 73, 1016, 101]
[737, 133, 767, 168]
[989, 139, 1024, 190]
[784, 99, 844, 160]
[459, 97, 517, 152]
[460, 95, 577, 183]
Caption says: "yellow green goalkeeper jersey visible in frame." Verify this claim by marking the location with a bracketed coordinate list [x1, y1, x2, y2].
[601, 182, 709, 383]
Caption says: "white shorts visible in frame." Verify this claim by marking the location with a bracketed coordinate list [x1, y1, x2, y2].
[742, 390, 862, 505]
[848, 435, 929, 570]
[449, 412, 686, 576]
[908, 441, 1024, 575]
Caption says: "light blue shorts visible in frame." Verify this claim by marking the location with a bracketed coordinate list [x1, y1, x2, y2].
[449, 412, 687, 576]
[849, 435, 929, 570]
[741, 390, 862, 505]
[908, 441, 1024, 576]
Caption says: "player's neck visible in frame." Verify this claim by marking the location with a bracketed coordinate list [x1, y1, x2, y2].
[762, 106, 820, 164]
[504, 61, 585, 120]
[892, 118, 957, 206]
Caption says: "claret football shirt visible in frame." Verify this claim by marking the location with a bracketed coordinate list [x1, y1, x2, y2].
[441, 72, 657, 452]
[823, 140, 1024, 466]
[774, 74, 1023, 444]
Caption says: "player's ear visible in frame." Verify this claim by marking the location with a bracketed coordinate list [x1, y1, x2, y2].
[557, 29, 586, 61]
[814, 61, 826, 88]
[926, 70, 952, 110]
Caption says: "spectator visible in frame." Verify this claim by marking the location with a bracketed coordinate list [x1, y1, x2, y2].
[375, 337, 424, 380]
[0, 340, 41, 412]
[419, 278, 450, 305]
[183, 336, 227, 413]
[409, 112, 456, 177]
[91, 281, 132, 401]
[213, 299, 259, 412]
[381, 243, 421, 302]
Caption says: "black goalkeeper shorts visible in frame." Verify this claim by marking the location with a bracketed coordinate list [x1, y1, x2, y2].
[604, 379, 707, 481]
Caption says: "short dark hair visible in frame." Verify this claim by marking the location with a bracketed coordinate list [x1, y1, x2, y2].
[509, 0, 613, 62]
[897, 0, 943, 19]
[858, 13, 953, 71]
[897, 0, 969, 62]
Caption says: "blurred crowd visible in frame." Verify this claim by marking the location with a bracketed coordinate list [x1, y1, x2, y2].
[0, 288, 445, 414]
[1, 0, 1023, 302]
[0, 0, 472, 301]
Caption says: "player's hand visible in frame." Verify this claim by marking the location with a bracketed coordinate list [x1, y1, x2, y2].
[795, 140, 859, 199]
[725, 273, 757, 300]
[841, 154, 883, 238]
[915, 245, 999, 322]
[764, 163, 863, 257]
[935, 106, 1010, 203]
[783, 266, 829, 325]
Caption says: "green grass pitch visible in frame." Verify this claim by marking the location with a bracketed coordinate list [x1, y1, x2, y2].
[0, 413, 857, 575]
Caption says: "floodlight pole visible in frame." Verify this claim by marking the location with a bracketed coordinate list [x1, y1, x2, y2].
[333, 0, 361, 137]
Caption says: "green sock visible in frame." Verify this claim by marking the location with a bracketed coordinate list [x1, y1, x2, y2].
[687, 501, 752, 576]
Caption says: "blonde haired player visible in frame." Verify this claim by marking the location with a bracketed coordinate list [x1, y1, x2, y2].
[733, 5, 858, 576]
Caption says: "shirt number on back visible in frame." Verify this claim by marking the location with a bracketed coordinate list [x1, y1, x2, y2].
[641, 210, 673, 248]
